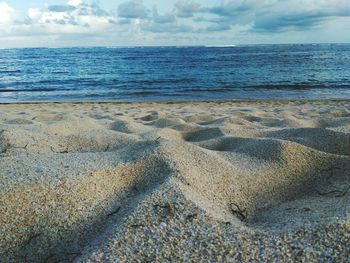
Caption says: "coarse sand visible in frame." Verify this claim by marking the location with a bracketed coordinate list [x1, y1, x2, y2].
[0, 100, 349, 262]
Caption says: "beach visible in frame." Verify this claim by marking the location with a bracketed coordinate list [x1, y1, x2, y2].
[0, 100, 349, 262]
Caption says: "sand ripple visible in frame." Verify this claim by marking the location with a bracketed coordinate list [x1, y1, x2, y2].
[0, 100, 349, 262]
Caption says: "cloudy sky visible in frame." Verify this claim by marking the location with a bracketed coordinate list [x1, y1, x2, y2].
[0, 0, 350, 48]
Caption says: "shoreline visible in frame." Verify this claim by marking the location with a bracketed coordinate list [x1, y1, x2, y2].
[1, 98, 350, 105]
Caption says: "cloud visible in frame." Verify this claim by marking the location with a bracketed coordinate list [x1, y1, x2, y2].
[117, 0, 149, 19]
[47, 5, 76, 13]
[116, 1, 191, 33]
[1, 0, 350, 47]
[68, 0, 82, 6]
[0, 2, 15, 24]
[254, 12, 325, 32]
[152, 7, 176, 24]
[23, 1, 116, 34]
[252, 0, 350, 32]
[175, 1, 201, 18]
[198, 0, 350, 32]
[141, 22, 193, 33]
[205, 22, 232, 32]
[204, 0, 259, 17]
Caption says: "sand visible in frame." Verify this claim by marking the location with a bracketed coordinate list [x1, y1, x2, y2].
[0, 100, 349, 262]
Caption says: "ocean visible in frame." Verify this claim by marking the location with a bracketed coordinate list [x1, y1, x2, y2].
[0, 44, 350, 102]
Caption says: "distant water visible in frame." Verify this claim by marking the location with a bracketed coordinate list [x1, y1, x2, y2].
[1, 44, 350, 102]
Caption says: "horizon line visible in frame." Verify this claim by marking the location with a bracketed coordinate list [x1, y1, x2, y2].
[1, 42, 350, 50]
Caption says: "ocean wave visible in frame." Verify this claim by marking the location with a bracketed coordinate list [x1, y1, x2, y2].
[0, 70, 21, 74]
[246, 83, 350, 90]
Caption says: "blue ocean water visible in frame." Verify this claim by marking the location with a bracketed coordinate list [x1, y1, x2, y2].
[0, 44, 350, 102]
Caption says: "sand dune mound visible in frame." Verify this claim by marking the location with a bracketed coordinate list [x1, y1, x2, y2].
[199, 116, 258, 128]
[31, 112, 74, 123]
[0, 142, 172, 262]
[264, 128, 350, 155]
[109, 118, 152, 134]
[4, 118, 34, 125]
[146, 117, 186, 128]
[140, 128, 183, 141]
[194, 136, 314, 161]
[0, 101, 349, 262]
[158, 139, 349, 221]
[140, 111, 165, 121]
[43, 118, 104, 134]
[184, 115, 217, 123]
[254, 115, 321, 128]
[166, 122, 202, 132]
[56, 130, 139, 153]
[183, 127, 225, 142]
[1, 126, 138, 154]
[319, 117, 350, 129]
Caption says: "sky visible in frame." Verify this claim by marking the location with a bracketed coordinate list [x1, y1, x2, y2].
[0, 0, 350, 48]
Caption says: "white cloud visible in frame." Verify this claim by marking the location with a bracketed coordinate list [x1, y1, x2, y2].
[0, 2, 15, 24]
[68, 0, 82, 7]
[24, 1, 116, 35]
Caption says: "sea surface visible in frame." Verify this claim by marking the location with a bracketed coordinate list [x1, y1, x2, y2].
[1, 44, 350, 102]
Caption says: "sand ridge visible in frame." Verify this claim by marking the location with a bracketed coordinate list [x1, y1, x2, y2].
[0, 100, 349, 262]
